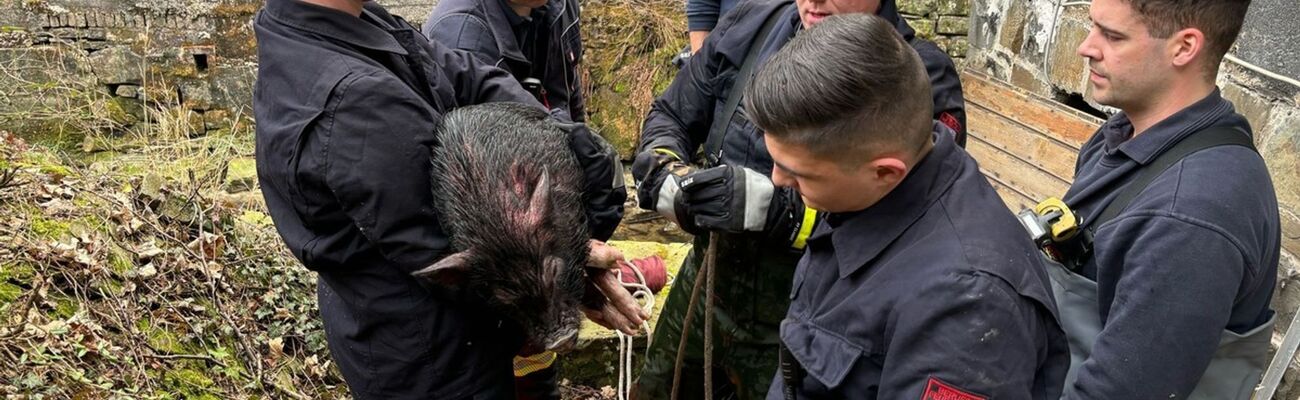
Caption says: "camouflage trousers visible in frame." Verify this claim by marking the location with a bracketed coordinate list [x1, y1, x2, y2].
[632, 234, 801, 400]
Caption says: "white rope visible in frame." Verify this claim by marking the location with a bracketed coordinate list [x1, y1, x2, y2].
[615, 257, 656, 400]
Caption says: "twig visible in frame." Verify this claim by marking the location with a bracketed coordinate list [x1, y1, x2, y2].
[146, 352, 228, 368]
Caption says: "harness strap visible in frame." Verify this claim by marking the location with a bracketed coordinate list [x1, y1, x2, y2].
[702, 6, 786, 166]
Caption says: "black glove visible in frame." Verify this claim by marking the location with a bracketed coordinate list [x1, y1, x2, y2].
[558, 120, 626, 241]
[676, 165, 821, 249]
[631, 148, 701, 234]
[677, 164, 781, 234]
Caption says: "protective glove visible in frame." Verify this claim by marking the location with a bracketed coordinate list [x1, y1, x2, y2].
[631, 148, 702, 234]
[677, 164, 781, 233]
[678, 165, 819, 249]
[557, 120, 626, 241]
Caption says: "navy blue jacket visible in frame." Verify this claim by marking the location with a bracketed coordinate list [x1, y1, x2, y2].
[641, 0, 966, 170]
[424, 0, 586, 122]
[686, 0, 742, 31]
[1060, 90, 1279, 398]
[772, 126, 1068, 399]
[253, 1, 620, 397]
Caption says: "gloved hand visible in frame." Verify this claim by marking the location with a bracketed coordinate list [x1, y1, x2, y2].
[557, 120, 627, 241]
[631, 148, 701, 234]
[678, 164, 782, 234]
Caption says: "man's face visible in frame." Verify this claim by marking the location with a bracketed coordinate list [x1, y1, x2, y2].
[1076, 0, 1171, 110]
[795, 0, 882, 28]
[765, 134, 889, 213]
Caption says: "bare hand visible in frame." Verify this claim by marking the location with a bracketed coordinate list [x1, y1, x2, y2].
[587, 239, 624, 270]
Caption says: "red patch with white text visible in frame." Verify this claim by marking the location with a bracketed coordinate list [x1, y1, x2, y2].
[921, 377, 987, 400]
[939, 112, 963, 133]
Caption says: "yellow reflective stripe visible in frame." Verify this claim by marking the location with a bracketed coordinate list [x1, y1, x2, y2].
[513, 351, 558, 377]
[653, 148, 682, 161]
[791, 207, 817, 250]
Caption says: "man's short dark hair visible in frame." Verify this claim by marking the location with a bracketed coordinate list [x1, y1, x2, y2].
[1124, 0, 1251, 73]
[744, 13, 932, 163]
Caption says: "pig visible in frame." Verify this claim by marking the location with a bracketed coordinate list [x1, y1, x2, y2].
[414, 102, 592, 354]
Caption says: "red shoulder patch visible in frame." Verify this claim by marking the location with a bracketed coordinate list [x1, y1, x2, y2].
[939, 112, 963, 133]
[921, 377, 987, 400]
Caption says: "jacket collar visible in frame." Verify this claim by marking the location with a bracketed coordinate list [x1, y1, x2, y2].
[809, 123, 964, 279]
[262, 0, 409, 55]
[1102, 88, 1237, 165]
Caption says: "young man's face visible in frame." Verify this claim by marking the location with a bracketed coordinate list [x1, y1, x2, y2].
[1076, 0, 1172, 110]
[765, 134, 896, 213]
[795, 0, 882, 28]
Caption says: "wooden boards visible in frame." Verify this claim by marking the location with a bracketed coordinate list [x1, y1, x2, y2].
[961, 70, 1103, 211]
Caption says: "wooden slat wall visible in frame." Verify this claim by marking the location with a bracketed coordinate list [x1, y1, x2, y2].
[961, 70, 1103, 210]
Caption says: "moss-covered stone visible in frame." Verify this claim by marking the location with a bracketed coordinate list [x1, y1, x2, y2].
[581, 0, 687, 159]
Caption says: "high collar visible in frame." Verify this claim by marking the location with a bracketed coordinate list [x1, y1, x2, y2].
[810, 123, 964, 279]
[262, 0, 409, 55]
[1101, 88, 1237, 165]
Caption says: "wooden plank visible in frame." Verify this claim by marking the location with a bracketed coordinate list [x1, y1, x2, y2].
[962, 70, 1102, 148]
[967, 102, 1080, 182]
[967, 136, 1072, 202]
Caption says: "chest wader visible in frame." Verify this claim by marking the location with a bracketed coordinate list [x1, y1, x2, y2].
[1020, 126, 1272, 400]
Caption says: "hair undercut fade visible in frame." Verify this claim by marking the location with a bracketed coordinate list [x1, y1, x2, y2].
[744, 13, 933, 164]
[1124, 0, 1251, 73]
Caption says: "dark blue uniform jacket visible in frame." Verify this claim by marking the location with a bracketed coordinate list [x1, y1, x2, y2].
[640, 0, 967, 172]
[253, 0, 620, 398]
[424, 0, 586, 122]
[1060, 90, 1280, 398]
[771, 126, 1069, 399]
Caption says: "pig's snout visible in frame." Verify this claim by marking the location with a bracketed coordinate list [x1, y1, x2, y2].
[545, 330, 578, 352]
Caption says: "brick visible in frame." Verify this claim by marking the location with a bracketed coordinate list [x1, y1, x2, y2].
[938, 15, 969, 35]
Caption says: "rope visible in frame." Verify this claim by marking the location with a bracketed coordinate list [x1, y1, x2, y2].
[616, 256, 656, 400]
[670, 233, 719, 400]
[702, 233, 718, 400]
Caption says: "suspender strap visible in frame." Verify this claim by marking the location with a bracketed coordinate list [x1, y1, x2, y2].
[702, 7, 786, 166]
[1088, 125, 1256, 231]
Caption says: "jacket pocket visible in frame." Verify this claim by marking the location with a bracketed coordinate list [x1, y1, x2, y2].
[780, 319, 867, 390]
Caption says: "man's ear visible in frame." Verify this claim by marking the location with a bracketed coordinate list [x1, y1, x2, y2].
[413, 251, 472, 285]
[1169, 27, 1206, 69]
[868, 156, 910, 187]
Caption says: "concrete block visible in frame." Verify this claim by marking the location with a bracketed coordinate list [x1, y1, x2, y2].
[938, 15, 969, 35]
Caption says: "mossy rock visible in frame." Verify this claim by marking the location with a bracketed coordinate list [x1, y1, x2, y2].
[581, 0, 688, 159]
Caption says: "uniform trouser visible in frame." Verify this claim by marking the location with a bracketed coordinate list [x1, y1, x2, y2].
[632, 234, 800, 400]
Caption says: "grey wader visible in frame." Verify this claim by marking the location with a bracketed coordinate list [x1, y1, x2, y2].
[1042, 126, 1272, 399]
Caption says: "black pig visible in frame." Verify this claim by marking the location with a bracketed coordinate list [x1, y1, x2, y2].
[415, 102, 590, 354]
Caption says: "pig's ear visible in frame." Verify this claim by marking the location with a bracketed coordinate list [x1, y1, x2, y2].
[524, 170, 551, 227]
[412, 251, 472, 285]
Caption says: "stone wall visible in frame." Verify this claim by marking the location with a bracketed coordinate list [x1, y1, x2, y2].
[0, 0, 260, 142]
[967, 0, 1300, 397]
[898, 0, 973, 64]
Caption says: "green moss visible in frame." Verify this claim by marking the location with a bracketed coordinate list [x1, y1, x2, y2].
[30, 217, 72, 240]
[162, 368, 218, 399]
[138, 318, 187, 354]
[0, 282, 23, 304]
[50, 293, 78, 318]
